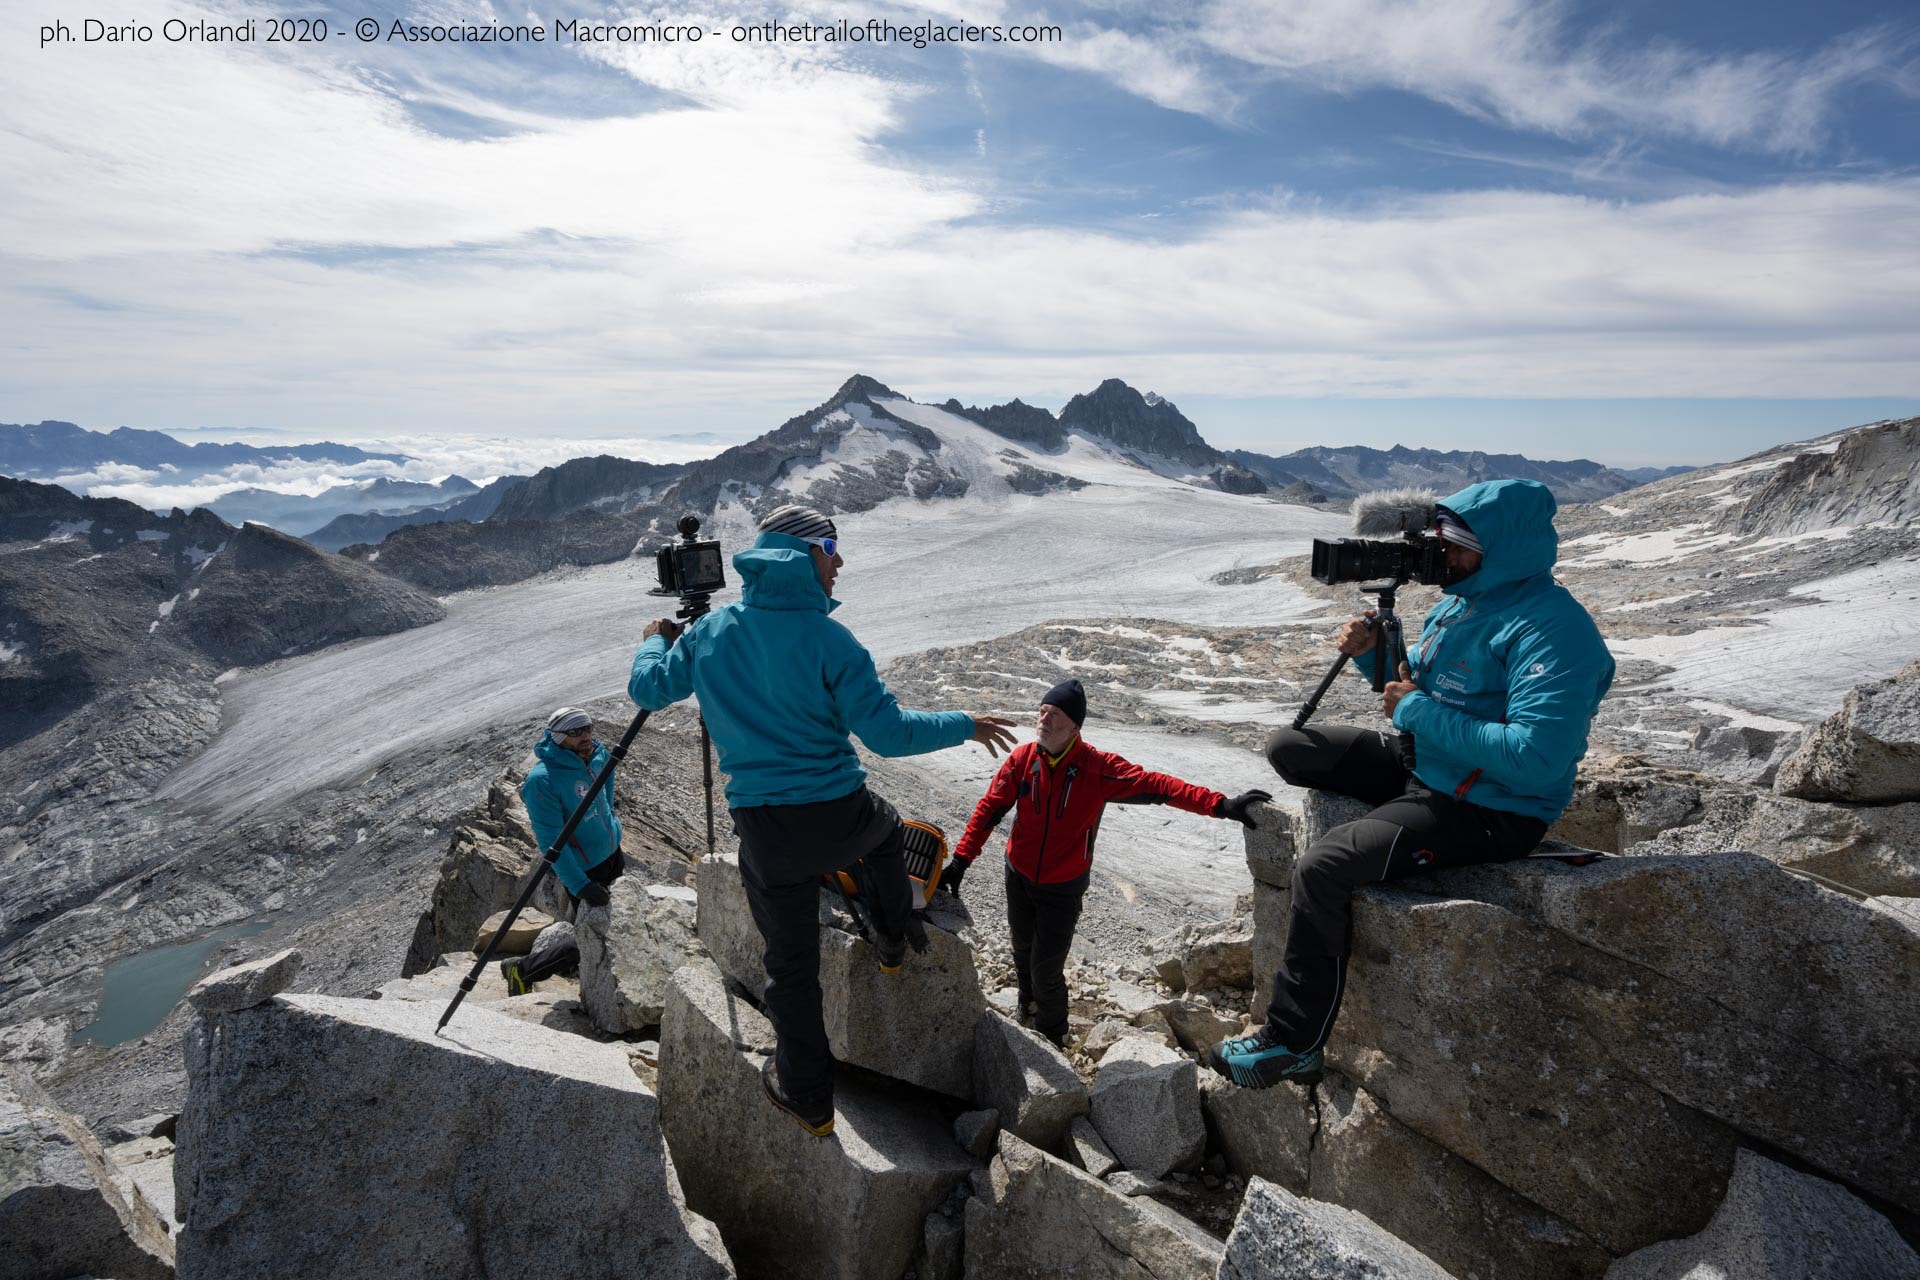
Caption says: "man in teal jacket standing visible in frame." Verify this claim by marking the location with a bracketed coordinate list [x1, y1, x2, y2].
[631, 505, 1015, 1136]
[1214, 479, 1614, 1089]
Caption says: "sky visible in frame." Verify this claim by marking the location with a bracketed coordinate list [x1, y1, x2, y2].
[4, 0, 1918, 469]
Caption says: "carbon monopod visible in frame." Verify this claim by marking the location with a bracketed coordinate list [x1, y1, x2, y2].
[436, 707, 651, 1034]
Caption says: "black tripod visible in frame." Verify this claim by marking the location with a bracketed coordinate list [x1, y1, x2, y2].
[1291, 579, 1418, 772]
[653, 584, 719, 857]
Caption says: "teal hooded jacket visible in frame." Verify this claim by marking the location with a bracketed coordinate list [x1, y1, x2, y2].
[520, 734, 623, 894]
[628, 532, 976, 808]
[1361, 479, 1614, 823]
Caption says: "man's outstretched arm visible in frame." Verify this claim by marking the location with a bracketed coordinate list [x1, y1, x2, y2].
[628, 619, 694, 711]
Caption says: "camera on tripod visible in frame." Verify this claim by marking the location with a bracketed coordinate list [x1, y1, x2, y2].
[1310, 534, 1445, 587]
[1309, 488, 1446, 587]
[651, 514, 726, 602]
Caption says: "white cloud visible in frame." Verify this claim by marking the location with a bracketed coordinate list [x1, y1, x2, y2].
[54, 433, 723, 511]
[4, 0, 1917, 439]
[1193, 0, 1915, 154]
[2, 1, 978, 265]
[11, 174, 1919, 432]
[1014, 20, 1239, 118]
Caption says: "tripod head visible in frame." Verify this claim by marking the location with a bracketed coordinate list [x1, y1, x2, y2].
[650, 513, 725, 623]
[1358, 578, 1407, 614]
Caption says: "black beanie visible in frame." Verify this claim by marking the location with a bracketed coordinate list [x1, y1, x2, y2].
[1040, 678, 1087, 727]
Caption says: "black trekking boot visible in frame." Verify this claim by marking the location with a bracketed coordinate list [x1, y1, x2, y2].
[761, 1059, 835, 1137]
[876, 931, 907, 974]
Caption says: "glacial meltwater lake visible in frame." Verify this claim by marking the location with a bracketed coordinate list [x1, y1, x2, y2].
[71, 920, 273, 1046]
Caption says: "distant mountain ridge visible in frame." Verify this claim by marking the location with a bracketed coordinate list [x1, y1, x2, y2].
[487, 455, 690, 523]
[354, 374, 1742, 591]
[0, 477, 442, 743]
[304, 474, 527, 552]
[207, 475, 480, 536]
[1228, 443, 1691, 503]
[0, 420, 404, 479]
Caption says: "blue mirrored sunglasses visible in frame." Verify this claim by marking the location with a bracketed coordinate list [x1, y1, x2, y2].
[803, 535, 838, 558]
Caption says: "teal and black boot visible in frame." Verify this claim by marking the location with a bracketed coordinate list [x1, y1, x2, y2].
[1209, 1028, 1324, 1088]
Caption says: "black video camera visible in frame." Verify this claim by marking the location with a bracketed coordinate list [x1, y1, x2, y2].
[1310, 535, 1445, 586]
[1310, 488, 1446, 586]
[652, 515, 726, 600]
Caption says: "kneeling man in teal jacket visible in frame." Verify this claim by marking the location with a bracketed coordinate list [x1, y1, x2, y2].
[630, 505, 1015, 1137]
[1214, 479, 1614, 1090]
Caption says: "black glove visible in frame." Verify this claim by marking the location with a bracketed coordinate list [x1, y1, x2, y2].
[936, 859, 968, 898]
[1215, 790, 1273, 828]
[577, 881, 611, 908]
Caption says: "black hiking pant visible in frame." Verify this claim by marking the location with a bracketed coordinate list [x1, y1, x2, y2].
[1005, 867, 1091, 1042]
[1261, 725, 1548, 1052]
[732, 786, 913, 1104]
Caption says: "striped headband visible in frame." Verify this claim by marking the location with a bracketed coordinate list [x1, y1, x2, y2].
[1435, 511, 1482, 553]
[758, 504, 837, 542]
[546, 707, 592, 739]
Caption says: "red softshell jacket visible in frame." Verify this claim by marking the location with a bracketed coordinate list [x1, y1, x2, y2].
[953, 738, 1225, 885]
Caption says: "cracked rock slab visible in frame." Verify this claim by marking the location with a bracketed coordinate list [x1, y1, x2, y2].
[658, 962, 975, 1280]
[1327, 852, 1920, 1252]
[1220, 1176, 1452, 1280]
[1606, 1149, 1920, 1280]
[174, 993, 731, 1280]
[964, 1131, 1223, 1279]
[185, 947, 302, 1014]
[971, 1010, 1089, 1150]
[578, 879, 701, 1032]
[1088, 1038, 1206, 1180]
[1, 1066, 173, 1280]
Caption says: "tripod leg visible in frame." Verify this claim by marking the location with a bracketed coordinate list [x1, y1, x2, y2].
[700, 716, 715, 856]
[1380, 618, 1418, 772]
[1291, 653, 1350, 731]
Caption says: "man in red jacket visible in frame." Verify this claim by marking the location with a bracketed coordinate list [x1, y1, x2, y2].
[941, 678, 1269, 1047]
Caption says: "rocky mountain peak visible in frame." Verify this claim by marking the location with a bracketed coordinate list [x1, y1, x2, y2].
[827, 374, 903, 409]
[1057, 379, 1220, 466]
[1731, 417, 1920, 536]
[943, 397, 1068, 451]
[228, 520, 328, 572]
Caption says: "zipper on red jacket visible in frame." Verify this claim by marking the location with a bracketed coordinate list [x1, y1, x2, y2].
[1027, 756, 1048, 882]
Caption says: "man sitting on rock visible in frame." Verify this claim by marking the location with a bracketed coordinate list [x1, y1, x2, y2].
[630, 504, 1016, 1137]
[506, 707, 627, 994]
[1213, 479, 1613, 1089]
[941, 677, 1270, 1048]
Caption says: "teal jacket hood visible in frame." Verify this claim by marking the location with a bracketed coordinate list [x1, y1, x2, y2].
[521, 733, 622, 894]
[733, 533, 841, 614]
[1355, 476, 1612, 823]
[1437, 479, 1558, 600]
[630, 530, 974, 808]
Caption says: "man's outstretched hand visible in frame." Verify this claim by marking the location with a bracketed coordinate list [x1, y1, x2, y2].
[644, 618, 683, 643]
[970, 714, 1018, 757]
[1216, 790, 1274, 828]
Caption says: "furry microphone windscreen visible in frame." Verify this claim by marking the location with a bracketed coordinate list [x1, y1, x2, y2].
[1351, 488, 1439, 536]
